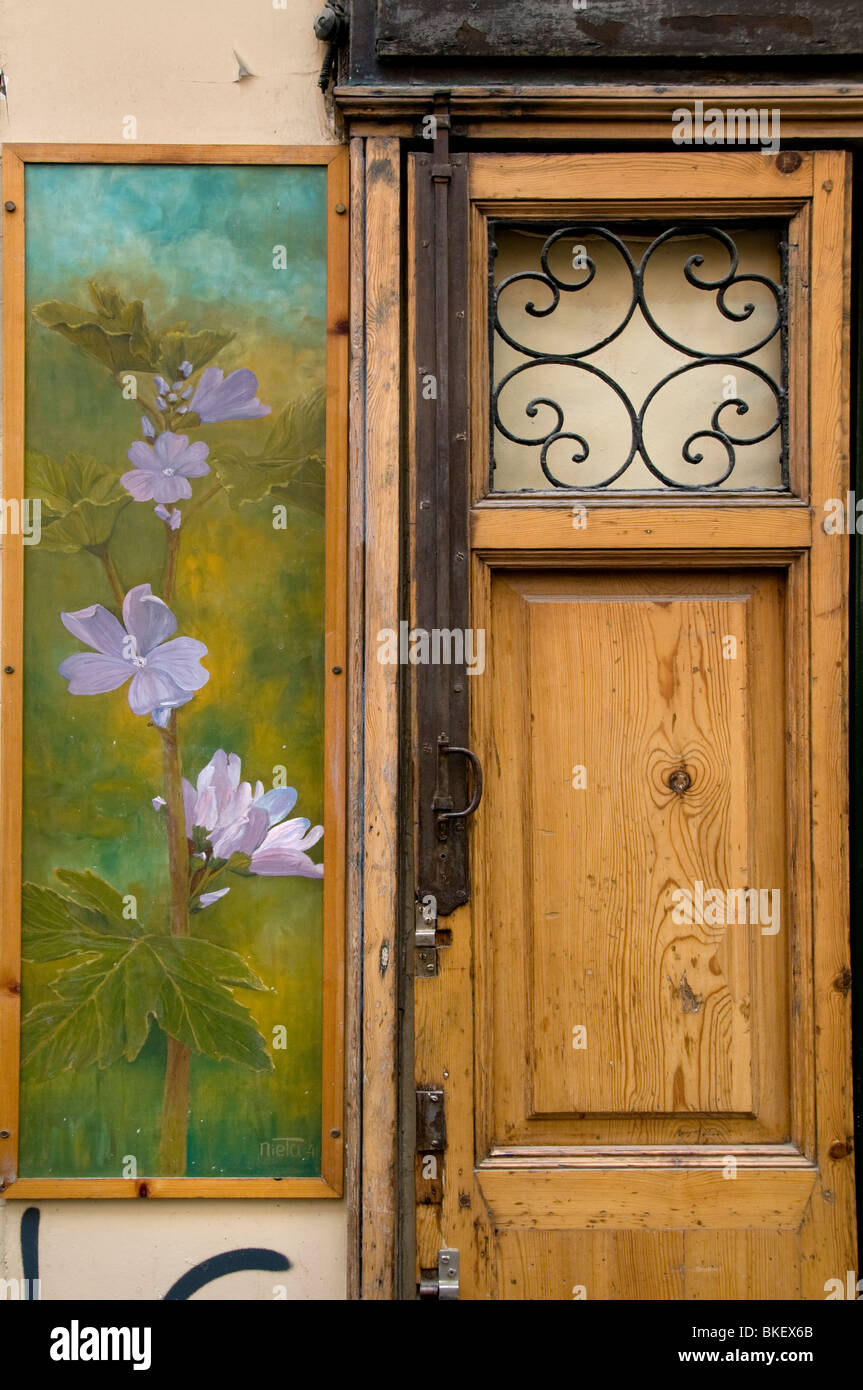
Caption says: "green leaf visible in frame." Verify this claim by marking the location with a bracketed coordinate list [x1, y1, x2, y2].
[25, 452, 76, 513]
[22, 942, 160, 1076]
[263, 385, 326, 463]
[210, 387, 326, 511]
[23, 996, 111, 1077]
[270, 454, 326, 517]
[162, 936, 267, 992]
[157, 327, 235, 382]
[21, 880, 136, 962]
[27, 451, 125, 510]
[53, 869, 133, 929]
[32, 281, 160, 374]
[147, 936, 271, 1071]
[22, 920, 272, 1079]
[38, 498, 129, 552]
[209, 448, 284, 508]
[26, 451, 128, 552]
[32, 281, 236, 387]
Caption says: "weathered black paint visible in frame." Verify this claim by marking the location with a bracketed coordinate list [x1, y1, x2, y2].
[20, 1205, 39, 1296]
[347, 0, 863, 86]
[375, 0, 863, 60]
[163, 1248, 291, 1300]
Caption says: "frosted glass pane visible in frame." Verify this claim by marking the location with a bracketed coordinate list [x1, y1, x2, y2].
[490, 223, 786, 493]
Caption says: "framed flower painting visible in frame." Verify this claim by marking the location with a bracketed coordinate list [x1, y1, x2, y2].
[0, 146, 347, 1196]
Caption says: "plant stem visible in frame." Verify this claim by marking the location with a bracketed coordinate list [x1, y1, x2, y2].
[160, 1038, 191, 1178]
[160, 482, 222, 602]
[183, 481, 221, 525]
[94, 547, 125, 609]
[160, 711, 189, 938]
[162, 525, 181, 604]
[157, 710, 191, 1175]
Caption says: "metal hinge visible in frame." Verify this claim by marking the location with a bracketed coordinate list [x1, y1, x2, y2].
[414, 96, 480, 920]
[418, 1248, 459, 1301]
[416, 1086, 446, 1152]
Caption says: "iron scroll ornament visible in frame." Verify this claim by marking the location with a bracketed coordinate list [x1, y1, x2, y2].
[489, 222, 788, 491]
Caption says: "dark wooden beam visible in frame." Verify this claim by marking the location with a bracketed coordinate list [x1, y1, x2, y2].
[375, 0, 863, 60]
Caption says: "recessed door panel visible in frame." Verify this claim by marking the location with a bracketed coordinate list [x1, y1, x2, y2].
[486, 570, 786, 1139]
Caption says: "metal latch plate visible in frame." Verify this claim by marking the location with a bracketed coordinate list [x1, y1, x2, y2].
[418, 1248, 459, 1301]
[416, 1087, 446, 1152]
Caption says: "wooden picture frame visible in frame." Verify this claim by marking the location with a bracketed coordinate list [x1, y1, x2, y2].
[0, 144, 348, 1198]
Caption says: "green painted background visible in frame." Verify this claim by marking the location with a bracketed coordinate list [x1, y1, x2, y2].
[20, 163, 328, 1178]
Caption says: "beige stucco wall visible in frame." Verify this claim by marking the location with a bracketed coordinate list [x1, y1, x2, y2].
[0, 0, 347, 1301]
[0, 0, 339, 146]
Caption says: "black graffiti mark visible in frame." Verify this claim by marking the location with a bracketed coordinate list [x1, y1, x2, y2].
[20, 1207, 291, 1302]
[163, 1249, 292, 1301]
[20, 1206, 40, 1297]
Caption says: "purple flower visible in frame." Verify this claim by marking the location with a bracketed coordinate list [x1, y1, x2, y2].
[179, 360, 193, 378]
[190, 368, 271, 424]
[151, 694, 194, 729]
[58, 583, 209, 718]
[122, 432, 210, 504]
[198, 887, 230, 909]
[141, 416, 155, 440]
[154, 504, 182, 530]
[179, 750, 323, 879]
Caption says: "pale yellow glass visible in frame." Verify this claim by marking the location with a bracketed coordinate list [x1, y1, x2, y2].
[490, 225, 784, 492]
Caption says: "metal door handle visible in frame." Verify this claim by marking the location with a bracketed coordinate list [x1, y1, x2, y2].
[435, 734, 483, 836]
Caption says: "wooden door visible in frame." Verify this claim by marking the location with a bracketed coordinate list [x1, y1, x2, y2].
[412, 151, 856, 1300]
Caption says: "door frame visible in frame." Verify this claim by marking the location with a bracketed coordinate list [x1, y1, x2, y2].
[341, 90, 863, 1299]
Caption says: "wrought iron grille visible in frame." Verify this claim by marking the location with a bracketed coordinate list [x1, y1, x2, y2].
[489, 221, 789, 492]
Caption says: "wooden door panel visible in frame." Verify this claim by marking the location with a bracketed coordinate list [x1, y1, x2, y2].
[484, 569, 791, 1151]
[496, 1229, 803, 1301]
[530, 583, 756, 1118]
[476, 1164, 816, 1230]
[497, 1230, 686, 1302]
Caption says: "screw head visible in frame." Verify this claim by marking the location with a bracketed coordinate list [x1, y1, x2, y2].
[331, 665, 343, 674]
[4, 665, 14, 674]
[334, 202, 347, 214]
[668, 768, 692, 795]
[4, 201, 15, 212]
